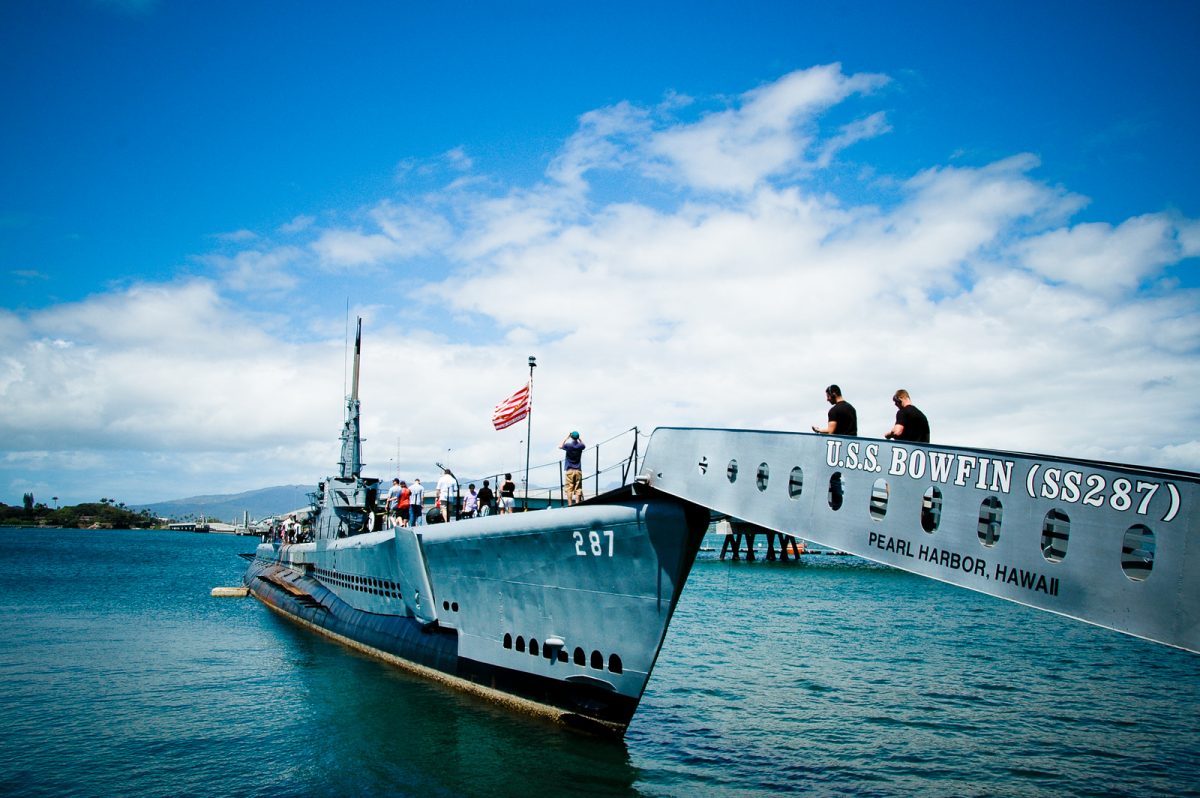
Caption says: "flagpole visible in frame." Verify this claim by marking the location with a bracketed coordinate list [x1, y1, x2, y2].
[524, 355, 536, 511]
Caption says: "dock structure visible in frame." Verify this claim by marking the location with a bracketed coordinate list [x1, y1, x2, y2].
[716, 519, 806, 561]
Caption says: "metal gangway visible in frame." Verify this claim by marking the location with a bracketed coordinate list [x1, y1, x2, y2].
[639, 427, 1199, 655]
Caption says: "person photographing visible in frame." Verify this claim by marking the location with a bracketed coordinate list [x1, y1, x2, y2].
[560, 431, 585, 506]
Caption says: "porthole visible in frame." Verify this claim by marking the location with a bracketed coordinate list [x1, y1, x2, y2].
[1121, 524, 1155, 581]
[788, 467, 804, 499]
[590, 650, 603, 670]
[1041, 509, 1070, 562]
[756, 462, 769, 492]
[727, 459, 739, 483]
[573, 647, 585, 666]
[921, 487, 942, 533]
[529, 639, 539, 657]
[503, 633, 512, 649]
[557, 650, 568, 663]
[451, 602, 459, 612]
[609, 654, 623, 674]
[516, 636, 525, 653]
[977, 496, 1003, 547]
[827, 472, 844, 511]
[442, 600, 450, 611]
[869, 478, 889, 521]
[698, 456, 709, 476]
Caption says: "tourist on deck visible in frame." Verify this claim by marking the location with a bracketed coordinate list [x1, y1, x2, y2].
[812, 385, 857, 437]
[885, 389, 930, 443]
[396, 481, 411, 527]
[386, 478, 402, 528]
[437, 468, 459, 522]
[561, 431, 586, 506]
[477, 480, 495, 516]
[409, 478, 424, 526]
[463, 484, 479, 518]
[499, 473, 516, 514]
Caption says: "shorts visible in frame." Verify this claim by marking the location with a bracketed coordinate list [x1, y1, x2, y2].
[501, 496, 514, 511]
[565, 469, 583, 494]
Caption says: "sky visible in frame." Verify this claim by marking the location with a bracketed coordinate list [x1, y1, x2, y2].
[2, 0, 1199, 506]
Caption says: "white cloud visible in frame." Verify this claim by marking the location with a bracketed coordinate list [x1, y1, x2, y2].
[311, 229, 408, 268]
[207, 246, 303, 293]
[2, 65, 1198, 506]
[279, 215, 315, 234]
[1016, 214, 1194, 295]
[815, 111, 892, 168]
[549, 101, 653, 191]
[646, 64, 890, 192]
[215, 229, 257, 243]
[311, 202, 453, 268]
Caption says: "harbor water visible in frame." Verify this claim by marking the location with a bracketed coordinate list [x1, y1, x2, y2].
[1, 527, 1197, 797]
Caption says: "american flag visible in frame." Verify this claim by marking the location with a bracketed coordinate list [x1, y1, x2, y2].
[492, 383, 531, 430]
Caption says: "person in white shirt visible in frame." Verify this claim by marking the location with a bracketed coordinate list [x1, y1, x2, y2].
[408, 478, 425, 526]
[462, 484, 479, 518]
[436, 469, 458, 522]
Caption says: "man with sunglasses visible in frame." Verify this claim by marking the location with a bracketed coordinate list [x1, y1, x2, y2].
[812, 384, 857, 437]
[885, 389, 930, 442]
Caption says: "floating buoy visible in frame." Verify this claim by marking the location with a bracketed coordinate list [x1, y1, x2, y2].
[211, 586, 250, 597]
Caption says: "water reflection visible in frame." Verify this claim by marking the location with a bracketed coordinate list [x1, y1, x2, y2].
[262, 612, 642, 797]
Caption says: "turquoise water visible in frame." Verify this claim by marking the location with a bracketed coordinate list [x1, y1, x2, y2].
[0, 527, 1197, 797]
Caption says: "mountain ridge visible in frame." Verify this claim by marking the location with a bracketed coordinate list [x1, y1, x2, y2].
[133, 485, 311, 522]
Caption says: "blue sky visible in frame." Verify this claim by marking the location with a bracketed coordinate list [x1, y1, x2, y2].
[2, 0, 1198, 505]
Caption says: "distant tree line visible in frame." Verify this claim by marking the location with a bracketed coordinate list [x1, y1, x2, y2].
[0, 495, 158, 529]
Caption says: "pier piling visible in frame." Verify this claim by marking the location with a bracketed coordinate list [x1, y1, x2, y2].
[717, 519, 804, 561]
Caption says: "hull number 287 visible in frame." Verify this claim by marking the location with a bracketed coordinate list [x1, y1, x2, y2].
[574, 529, 614, 557]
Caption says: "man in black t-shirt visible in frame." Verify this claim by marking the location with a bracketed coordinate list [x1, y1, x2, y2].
[885, 389, 930, 442]
[812, 384, 858, 437]
[476, 480, 495, 516]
